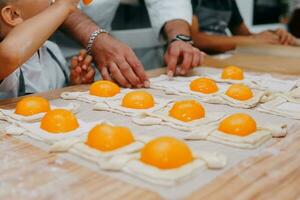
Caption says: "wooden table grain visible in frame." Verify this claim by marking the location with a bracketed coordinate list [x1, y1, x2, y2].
[1, 62, 300, 200]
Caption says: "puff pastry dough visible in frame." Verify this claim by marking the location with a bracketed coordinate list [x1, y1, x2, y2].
[0, 102, 80, 123]
[258, 94, 300, 120]
[3, 119, 95, 144]
[132, 100, 225, 131]
[93, 94, 171, 117]
[51, 133, 226, 186]
[150, 75, 266, 108]
[203, 70, 298, 93]
[61, 89, 130, 104]
[184, 122, 288, 149]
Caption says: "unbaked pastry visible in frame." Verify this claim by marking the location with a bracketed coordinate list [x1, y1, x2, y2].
[150, 75, 266, 108]
[118, 150, 226, 186]
[258, 94, 300, 120]
[150, 75, 226, 101]
[60, 89, 129, 104]
[3, 119, 95, 144]
[132, 100, 225, 131]
[0, 102, 80, 123]
[93, 93, 172, 117]
[183, 122, 288, 149]
[205, 71, 298, 93]
[50, 131, 151, 170]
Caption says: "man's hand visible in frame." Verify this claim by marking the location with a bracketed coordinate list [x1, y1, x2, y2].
[70, 50, 95, 85]
[274, 28, 296, 46]
[164, 41, 204, 77]
[92, 34, 149, 88]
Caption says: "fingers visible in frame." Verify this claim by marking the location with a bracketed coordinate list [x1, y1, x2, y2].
[82, 54, 93, 71]
[108, 62, 131, 88]
[70, 67, 81, 85]
[125, 51, 149, 87]
[180, 50, 193, 75]
[78, 49, 87, 62]
[71, 56, 79, 69]
[83, 67, 95, 84]
[100, 66, 113, 81]
[165, 44, 180, 77]
[191, 47, 201, 68]
[116, 58, 142, 88]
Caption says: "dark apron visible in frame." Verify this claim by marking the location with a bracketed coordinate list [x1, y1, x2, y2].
[196, 0, 233, 35]
[18, 48, 68, 97]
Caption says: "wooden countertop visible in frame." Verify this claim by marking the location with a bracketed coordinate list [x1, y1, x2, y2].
[1, 58, 300, 200]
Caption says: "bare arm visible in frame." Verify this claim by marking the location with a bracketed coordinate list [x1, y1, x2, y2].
[191, 16, 281, 53]
[230, 22, 252, 36]
[0, 1, 77, 80]
[62, 9, 149, 88]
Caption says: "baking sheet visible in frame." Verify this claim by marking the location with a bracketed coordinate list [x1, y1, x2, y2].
[1, 89, 299, 200]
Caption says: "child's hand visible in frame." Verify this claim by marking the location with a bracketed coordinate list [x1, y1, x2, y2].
[70, 50, 95, 85]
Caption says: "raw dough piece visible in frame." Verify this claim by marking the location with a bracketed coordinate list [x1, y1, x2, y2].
[61, 89, 130, 104]
[0, 102, 80, 123]
[203, 69, 299, 93]
[50, 133, 151, 170]
[120, 150, 226, 186]
[184, 122, 288, 149]
[93, 93, 172, 117]
[132, 100, 225, 131]
[258, 94, 300, 120]
[205, 89, 266, 109]
[203, 73, 263, 90]
[150, 75, 266, 108]
[150, 75, 226, 101]
[3, 119, 96, 144]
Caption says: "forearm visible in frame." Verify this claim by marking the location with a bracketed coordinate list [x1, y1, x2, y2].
[192, 32, 251, 53]
[164, 20, 191, 42]
[230, 23, 252, 36]
[62, 9, 100, 48]
[0, 2, 74, 80]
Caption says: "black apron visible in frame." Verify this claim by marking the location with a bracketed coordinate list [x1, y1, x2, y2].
[196, 0, 233, 35]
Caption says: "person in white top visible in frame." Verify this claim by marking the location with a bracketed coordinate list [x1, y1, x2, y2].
[59, 0, 205, 88]
[0, 0, 95, 99]
[289, 0, 300, 37]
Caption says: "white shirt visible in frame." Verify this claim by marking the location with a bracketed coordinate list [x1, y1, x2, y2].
[54, 0, 192, 59]
[291, 0, 300, 11]
[0, 41, 67, 99]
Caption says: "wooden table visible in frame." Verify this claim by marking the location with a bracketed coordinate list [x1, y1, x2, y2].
[1, 61, 300, 200]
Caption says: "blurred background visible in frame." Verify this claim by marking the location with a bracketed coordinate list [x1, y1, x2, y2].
[110, 0, 297, 70]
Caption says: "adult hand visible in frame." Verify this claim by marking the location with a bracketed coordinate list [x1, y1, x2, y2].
[164, 41, 204, 77]
[92, 34, 149, 88]
[274, 28, 296, 46]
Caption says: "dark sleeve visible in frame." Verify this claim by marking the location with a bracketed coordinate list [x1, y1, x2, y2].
[228, 0, 244, 29]
[192, 0, 199, 14]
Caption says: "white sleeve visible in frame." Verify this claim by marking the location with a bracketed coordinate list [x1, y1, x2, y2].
[294, 0, 300, 9]
[145, 0, 193, 36]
